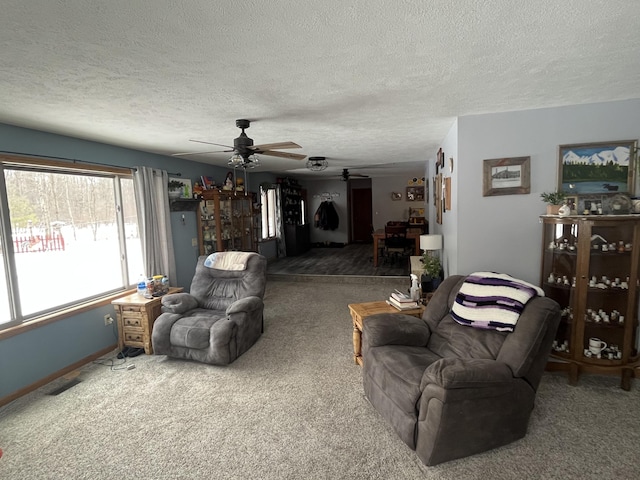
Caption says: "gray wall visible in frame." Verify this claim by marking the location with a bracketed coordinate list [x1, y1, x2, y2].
[371, 173, 427, 231]
[451, 99, 640, 284]
[431, 119, 458, 277]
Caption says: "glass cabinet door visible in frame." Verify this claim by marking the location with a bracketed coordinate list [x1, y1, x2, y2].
[220, 195, 234, 250]
[541, 219, 579, 359]
[238, 195, 252, 251]
[579, 220, 635, 365]
[198, 191, 259, 255]
[200, 198, 218, 255]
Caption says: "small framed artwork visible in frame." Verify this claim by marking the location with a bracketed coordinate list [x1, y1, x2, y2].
[432, 177, 437, 206]
[391, 192, 402, 201]
[181, 178, 192, 198]
[565, 195, 578, 214]
[406, 186, 424, 202]
[435, 173, 443, 224]
[169, 177, 193, 198]
[435, 148, 445, 174]
[482, 156, 531, 197]
[558, 140, 637, 195]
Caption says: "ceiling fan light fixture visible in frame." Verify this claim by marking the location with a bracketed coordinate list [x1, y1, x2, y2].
[228, 153, 260, 169]
[244, 154, 260, 169]
[228, 154, 245, 167]
[306, 156, 328, 172]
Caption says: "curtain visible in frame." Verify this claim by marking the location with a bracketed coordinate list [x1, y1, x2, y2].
[275, 185, 286, 258]
[133, 166, 177, 286]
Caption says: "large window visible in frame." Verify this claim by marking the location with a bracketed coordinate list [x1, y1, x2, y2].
[0, 158, 142, 329]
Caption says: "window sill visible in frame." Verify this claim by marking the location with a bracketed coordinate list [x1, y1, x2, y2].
[0, 289, 136, 341]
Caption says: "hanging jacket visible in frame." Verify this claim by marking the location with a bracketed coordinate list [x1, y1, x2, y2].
[314, 201, 339, 230]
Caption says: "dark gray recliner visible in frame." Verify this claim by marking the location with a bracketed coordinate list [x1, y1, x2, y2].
[152, 252, 267, 365]
[362, 274, 560, 466]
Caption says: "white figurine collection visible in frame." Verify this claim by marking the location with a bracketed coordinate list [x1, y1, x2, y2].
[548, 236, 631, 362]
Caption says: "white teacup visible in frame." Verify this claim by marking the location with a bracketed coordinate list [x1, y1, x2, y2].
[588, 337, 607, 355]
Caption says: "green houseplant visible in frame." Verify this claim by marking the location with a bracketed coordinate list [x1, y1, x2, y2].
[421, 252, 443, 293]
[540, 190, 567, 215]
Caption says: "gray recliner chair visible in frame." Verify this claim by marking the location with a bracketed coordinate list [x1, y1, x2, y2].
[362, 274, 560, 466]
[152, 252, 267, 365]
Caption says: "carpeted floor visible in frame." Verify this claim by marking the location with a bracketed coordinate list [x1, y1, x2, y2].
[0, 279, 639, 479]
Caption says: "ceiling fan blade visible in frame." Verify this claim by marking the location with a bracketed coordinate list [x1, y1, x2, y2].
[259, 150, 307, 160]
[172, 149, 233, 156]
[250, 141, 302, 150]
[189, 139, 235, 149]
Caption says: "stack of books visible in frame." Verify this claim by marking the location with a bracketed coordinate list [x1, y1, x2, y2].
[386, 291, 420, 311]
[200, 176, 216, 190]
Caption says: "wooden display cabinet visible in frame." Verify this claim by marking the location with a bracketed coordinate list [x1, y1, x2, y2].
[197, 189, 259, 255]
[540, 215, 640, 390]
[279, 178, 309, 256]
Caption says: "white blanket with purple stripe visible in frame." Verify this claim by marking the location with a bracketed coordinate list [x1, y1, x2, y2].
[451, 272, 545, 332]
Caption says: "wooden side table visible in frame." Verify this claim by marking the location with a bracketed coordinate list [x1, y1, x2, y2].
[348, 300, 425, 366]
[112, 287, 182, 354]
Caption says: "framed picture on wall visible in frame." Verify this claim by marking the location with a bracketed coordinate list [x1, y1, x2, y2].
[558, 140, 637, 195]
[565, 195, 578, 214]
[406, 186, 424, 201]
[482, 156, 531, 197]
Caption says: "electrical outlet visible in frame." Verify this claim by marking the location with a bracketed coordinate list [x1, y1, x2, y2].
[192, 237, 198, 247]
[104, 314, 114, 326]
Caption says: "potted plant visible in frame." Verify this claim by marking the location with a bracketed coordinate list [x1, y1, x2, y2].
[421, 252, 443, 293]
[540, 190, 567, 215]
[168, 179, 185, 199]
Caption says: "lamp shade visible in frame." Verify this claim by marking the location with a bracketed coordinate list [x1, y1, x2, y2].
[420, 234, 442, 251]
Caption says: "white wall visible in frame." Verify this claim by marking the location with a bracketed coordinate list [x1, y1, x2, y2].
[454, 99, 640, 284]
[436, 119, 458, 277]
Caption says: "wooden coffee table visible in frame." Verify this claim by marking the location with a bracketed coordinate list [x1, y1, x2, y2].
[348, 300, 425, 366]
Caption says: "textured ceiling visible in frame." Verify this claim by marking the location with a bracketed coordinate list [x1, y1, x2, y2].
[1, 1, 639, 178]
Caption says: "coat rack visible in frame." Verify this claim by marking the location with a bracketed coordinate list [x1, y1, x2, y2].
[314, 192, 340, 202]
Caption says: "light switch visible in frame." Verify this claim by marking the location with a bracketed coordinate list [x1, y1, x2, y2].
[192, 238, 198, 247]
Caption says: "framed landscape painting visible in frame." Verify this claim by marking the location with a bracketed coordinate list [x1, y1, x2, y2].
[482, 156, 531, 197]
[558, 140, 637, 195]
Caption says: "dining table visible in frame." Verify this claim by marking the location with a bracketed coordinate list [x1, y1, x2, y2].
[371, 228, 422, 267]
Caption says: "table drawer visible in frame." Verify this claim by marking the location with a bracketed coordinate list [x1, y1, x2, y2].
[124, 331, 144, 343]
[120, 305, 144, 314]
[122, 316, 143, 328]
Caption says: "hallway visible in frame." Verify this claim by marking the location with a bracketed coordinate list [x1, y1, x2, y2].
[266, 243, 410, 277]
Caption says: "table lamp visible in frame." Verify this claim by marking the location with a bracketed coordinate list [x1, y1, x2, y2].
[420, 234, 442, 256]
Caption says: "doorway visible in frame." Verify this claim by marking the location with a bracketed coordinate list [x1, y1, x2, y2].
[350, 182, 373, 243]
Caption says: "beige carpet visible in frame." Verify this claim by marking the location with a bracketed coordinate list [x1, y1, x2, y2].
[0, 278, 639, 480]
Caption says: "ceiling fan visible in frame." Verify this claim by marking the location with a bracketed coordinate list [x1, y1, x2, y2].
[172, 119, 307, 165]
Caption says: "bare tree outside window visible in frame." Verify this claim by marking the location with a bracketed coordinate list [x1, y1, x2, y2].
[0, 166, 142, 325]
